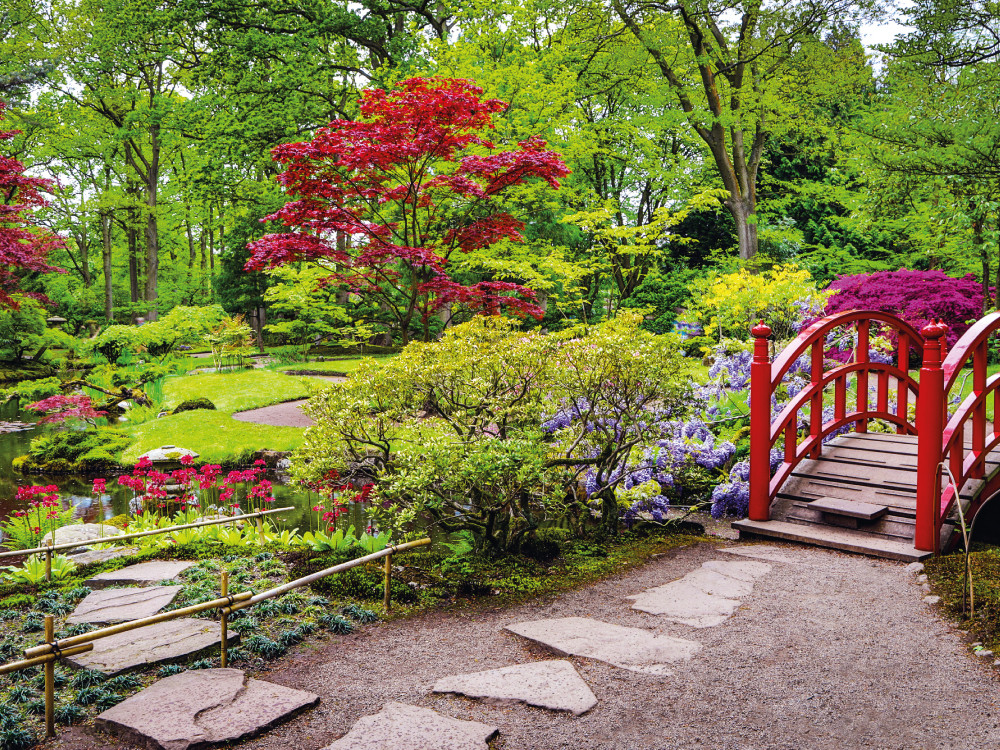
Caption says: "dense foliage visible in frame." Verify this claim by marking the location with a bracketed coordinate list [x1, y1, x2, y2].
[823, 269, 983, 347]
[296, 315, 695, 552]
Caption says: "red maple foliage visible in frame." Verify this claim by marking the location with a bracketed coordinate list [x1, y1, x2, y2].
[27, 394, 107, 425]
[246, 77, 570, 342]
[0, 101, 63, 308]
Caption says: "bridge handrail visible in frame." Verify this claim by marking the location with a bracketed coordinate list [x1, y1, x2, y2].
[749, 309, 921, 523]
[942, 311, 1000, 394]
[769, 361, 918, 444]
[770, 309, 923, 388]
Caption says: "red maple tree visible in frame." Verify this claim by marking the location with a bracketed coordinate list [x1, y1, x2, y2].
[0, 101, 62, 308]
[246, 77, 569, 343]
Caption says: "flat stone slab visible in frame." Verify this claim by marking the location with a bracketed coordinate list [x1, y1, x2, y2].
[505, 617, 701, 676]
[53, 523, 116, 552]
[722, 544, 804, 565]
[323, 702, 497, 750]
[86, 560, 196, 589]
[96, 668, 318, 750]
[627, 560, 771, 627]
[67, 585, 182, 625]
[65, 619, 234, 675]
[71, 547, 138, 567]
[433, 659, 597, 715]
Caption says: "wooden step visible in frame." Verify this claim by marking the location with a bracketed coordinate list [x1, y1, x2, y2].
[732, 519, 932, 562]
[808, 497, 888, 520]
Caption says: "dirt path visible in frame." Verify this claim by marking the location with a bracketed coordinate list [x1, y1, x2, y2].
[55, 541, 1000, 750]
[230, 377, 346, 428]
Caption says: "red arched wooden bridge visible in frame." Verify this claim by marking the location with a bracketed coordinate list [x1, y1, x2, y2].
[736, 309, 1000, 561]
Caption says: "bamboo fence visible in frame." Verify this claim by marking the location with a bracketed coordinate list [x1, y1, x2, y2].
[6, 537, 431, 737]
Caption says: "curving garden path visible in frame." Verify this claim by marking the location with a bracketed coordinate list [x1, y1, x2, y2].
[231, 376, 347, 428]
[55, 540, 1000, 750]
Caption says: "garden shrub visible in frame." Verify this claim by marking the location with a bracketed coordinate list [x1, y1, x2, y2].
[689, 263, 831, 342]
[172, 397, 216, 414]
[822, 269, 983, 349]
[92, 325, 140, 364]
[0, 377, 61, 403]
[297, 314, 693, 551]
[0, 297, 46, 363]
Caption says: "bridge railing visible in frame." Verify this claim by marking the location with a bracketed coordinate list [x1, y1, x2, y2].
[749, 310, 923, 522]
[916, 312, 1000, 551]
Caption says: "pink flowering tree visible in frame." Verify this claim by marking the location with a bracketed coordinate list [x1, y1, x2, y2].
[246, 77, 570, 343]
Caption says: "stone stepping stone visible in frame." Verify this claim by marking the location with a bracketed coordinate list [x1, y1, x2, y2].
[323, 702, 497, 750]
[65, 619, 234, 675]
[627, 560, 771, 628]
[67, 585, 182, 625]
[95, 668, 318, 750]
[723, 544, 803, 564]
[85, 560, 196, 589]
[70, 547, 139, 568]
[505, 617, 700, 676]
[433, 659, 596, 716]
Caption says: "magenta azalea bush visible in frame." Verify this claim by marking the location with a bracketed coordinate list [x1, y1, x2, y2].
[823, 269, 983, 348]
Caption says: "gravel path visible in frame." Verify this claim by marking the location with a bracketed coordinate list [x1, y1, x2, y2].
[54, 541, 1000, 750]
[232, 400, 315, 428]
[230, 377, 346, 428]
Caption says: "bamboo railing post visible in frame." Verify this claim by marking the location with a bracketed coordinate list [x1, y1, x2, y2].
[383, 554, 393, 613]
[220, 571, 229, 668]
[44, 539, 52, 583]
[44, 615, 55, 738]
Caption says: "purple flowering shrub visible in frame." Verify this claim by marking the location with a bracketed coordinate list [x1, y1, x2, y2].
[823, 269, 983, 349]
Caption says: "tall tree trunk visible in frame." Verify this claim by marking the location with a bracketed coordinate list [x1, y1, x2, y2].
[127, 220, 139, 306]
[186, 219, 196, 269]
[100, 210, 113, 322]
[144, 122, 161, 321]
[727, 196, 759, 263]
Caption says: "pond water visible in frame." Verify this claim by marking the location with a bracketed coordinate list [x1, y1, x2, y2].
[0, 399, 367, 543]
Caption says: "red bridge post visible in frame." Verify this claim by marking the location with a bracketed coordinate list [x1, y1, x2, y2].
[915, 321, 946, 553]
[749, 321, 773, 521]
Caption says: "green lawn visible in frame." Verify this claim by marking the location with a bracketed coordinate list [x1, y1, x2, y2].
[121, 410, 307, 465]
[115, 369, 335, 466]
[162, 369, 327, 412]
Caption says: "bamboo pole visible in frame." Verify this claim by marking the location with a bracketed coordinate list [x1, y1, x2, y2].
[24, 590, 254, 659]
[0, 506, 294, 559]
[44, 539, 52, 583]
[44, 615, 55, 738]
[222, 539, 431, 617]
[0, 644, 93, 675]
[220, 571, 229, 668]
[383, 553, 393, 613]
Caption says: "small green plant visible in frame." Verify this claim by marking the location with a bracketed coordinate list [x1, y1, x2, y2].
[157, 665, 185, 677]
[244, 634, 286, 659]
[0, 595, 31, 609]
[105, 674, 141, 691]
[71, 670, 107, 689]
[188, 659, 215, 670]
[277, 629, 304, 648]
[341, 604, 378, 623]
[226, 647, 250, 663]
[94, 692, 123, 710]
[74, 686, 105, 706]
[54, 702, 86, 725]
[24, 699, 46, 716]
[63, 586, 92, 600]
[0, 725, 36, 750]
[35, 597, 73, 616]
[2, 554, 77, 585]
[319, 614, 355, 634]
[20, 613, 44, 633]
[6, 685, 35, 704]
